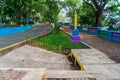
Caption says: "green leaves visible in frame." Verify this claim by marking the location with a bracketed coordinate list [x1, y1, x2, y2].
[41, 0, 64, 23]
[108, 4, 118, 12]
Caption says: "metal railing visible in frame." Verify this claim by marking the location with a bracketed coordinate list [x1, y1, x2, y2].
[70, 50, 86, 71]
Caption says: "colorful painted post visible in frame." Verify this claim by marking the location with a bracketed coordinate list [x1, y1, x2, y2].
[70, 9, 81, 42]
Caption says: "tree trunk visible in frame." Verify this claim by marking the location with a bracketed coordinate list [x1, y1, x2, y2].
[16, 6, 22, 21]
[95, 10, 102, 27]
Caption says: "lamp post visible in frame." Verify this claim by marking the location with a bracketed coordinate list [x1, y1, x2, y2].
[70, 8, 81, 42]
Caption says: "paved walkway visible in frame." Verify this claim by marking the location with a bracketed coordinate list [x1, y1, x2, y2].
[80, 32, 120, 63]
[0, 45, 74, 70]
[73, 48, 120, 80]
[0, 23, 50, 48]
[0, 68, 45, 80]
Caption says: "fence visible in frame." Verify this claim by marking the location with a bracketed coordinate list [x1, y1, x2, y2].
[78, 26, 120, 42]
[25, 30, 62, 53]
[78, 26, 100, 35]
[98, 30, 112, 40]
[99, 30, 120, 42]
[70, 50, 86, 71]
[111, 32, 120, 42]
[27, 40, 62, 53]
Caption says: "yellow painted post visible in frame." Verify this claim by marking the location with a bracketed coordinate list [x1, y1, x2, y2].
[59, 45, 62, 53]
[41, 42, 43, 48]
[37, 42, 39, 47]
[31, 40, 33, 45]
[71, 50, 86, 71]
[44, 43, 46, 49]
[74, 10, 77, 29]
[29, 40, 30, 45]
[39, 42, 41, 47]
[52, 46, 55, 52]
[35, 41, 37, 47]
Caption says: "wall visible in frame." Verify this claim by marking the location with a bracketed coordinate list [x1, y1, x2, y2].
[78, 26, 120, 42]
[0, 25, 31, 36]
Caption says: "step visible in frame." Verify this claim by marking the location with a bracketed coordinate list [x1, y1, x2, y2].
[45, 78, 92, 80]
[45, 70, 95, 79]
[45, 70, 118, 80]
[0, 68, 45, 80]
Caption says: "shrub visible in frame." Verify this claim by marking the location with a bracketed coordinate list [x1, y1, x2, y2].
[52, 24, 61, 33]
[108, 25, 114, 30]
[16, 20, 26, 26]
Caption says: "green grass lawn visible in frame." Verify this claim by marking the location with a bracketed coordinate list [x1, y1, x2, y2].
[36, 31, 89, 49]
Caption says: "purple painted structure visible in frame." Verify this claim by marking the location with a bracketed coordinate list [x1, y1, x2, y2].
[70, 28, 81, 42]
[111, 32, 120, 42]
[113, 33, 120, 38]
[70, 36, 81, 42]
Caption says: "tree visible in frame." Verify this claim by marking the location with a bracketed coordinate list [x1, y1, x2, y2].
[41, 0, 64, 23]
[63, 0, 82, 22]
[78, 3, 96, 26]
[83, 0, 108, 26]
[104, 0, 120, 26]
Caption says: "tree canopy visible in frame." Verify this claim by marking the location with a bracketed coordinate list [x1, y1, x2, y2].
[0, 0, 119, 27]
